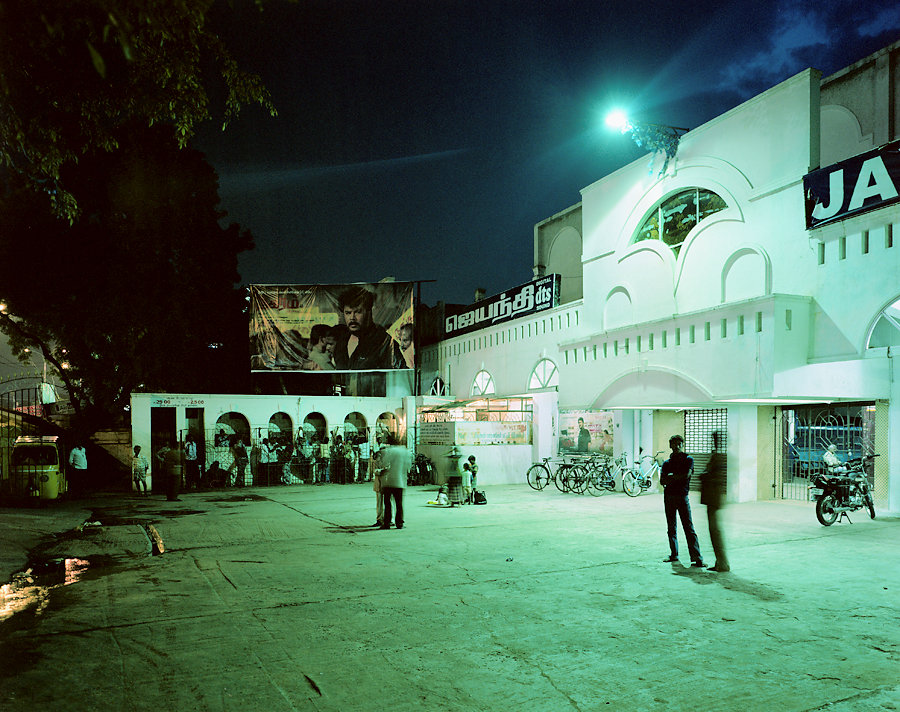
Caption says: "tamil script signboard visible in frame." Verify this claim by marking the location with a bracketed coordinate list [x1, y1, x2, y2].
[444, 274, 560, 338]
[804, 141, 900, 229]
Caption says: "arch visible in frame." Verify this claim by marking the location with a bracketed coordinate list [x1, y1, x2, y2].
[376, 411, 399, 444]
[631, 187, 729, 256]
[546, 226, 583, 302]
[820, 105, 873, 167]
[591, 366, 714, 409]
[721, 246, 771, 302]
[214, 412, 250, 445]
[430, 376, 449, 396]
[343, 411, 368, 442]
[866, 296, 900, 349]
[528, 358, 559, 390]
[471, 370, 495, 396]
[268, 412, 293, 441]
[604, 286, 633, 330]
[302, 412, 327, 443]
[615, 162, 749, 257]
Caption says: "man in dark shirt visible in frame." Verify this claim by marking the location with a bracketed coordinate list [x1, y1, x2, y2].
[331, 286, 399, 370]
[659, 434, 704, 567]
[577, 418, 591, 452]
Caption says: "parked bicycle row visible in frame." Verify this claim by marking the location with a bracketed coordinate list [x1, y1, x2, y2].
[525, 451, 665, 496]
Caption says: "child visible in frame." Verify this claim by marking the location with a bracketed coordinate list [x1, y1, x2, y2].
[427, 485, 450, 506]
[462, 455, 478, 504]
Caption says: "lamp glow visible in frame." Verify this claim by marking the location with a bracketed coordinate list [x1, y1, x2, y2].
[605, 110, 630, 133]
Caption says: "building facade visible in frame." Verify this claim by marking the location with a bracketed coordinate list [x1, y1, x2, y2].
[420, 42, 900, 512]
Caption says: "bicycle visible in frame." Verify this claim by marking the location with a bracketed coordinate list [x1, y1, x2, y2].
[526, 456, 588, 493]
[584, 452, 626, 496]
[623, 451, 663, 497]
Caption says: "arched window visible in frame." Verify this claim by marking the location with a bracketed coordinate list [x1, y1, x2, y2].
[635, 188, 727, 254]
[430, 377, 449, 396]
[471, 370, 495, 396]
[528, 359, 559, 389]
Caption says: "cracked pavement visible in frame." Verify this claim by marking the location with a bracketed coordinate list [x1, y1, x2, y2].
[0, 484, 898, 711]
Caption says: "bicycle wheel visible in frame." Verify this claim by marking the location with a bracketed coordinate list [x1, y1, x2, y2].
[526, 463, 551, 490]
[553, 466, 566, 492]
[623, 469, 640, 497]
[571, 465, 589, 494]
[584, 466, 607, 496]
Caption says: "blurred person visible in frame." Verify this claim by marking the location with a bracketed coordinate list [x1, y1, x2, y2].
[701, 431, 729, 572]
[379, 434, 411, 529]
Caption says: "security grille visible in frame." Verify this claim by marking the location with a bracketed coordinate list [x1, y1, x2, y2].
[780, 402, 875, 500]
[684, 408, 727, 490]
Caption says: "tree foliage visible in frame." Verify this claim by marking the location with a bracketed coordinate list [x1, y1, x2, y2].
[0, 125, 252, 431]
[0, 0, 276, 219]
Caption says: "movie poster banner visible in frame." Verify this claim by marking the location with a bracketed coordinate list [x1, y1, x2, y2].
[559, 410, 613, 454]
[250, 283, 415, 372]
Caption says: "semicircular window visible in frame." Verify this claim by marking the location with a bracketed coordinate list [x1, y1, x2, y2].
[635, 188, 727, 255]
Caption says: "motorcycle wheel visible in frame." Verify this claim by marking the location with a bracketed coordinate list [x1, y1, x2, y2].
[816, 494, 839, 526]
[866, 493, 876, 519]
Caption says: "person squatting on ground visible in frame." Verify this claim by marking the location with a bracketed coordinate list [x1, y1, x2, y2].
[379, 436, 411, 529]
[660, 434, 705, 567]
[700, 431, 729, 572]
[132, 445, 150, 495]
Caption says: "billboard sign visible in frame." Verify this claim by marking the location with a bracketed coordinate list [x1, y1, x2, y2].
[250, 283, 415, 372]
[444, 274, 560, 338]
[804, 141, 900, 229]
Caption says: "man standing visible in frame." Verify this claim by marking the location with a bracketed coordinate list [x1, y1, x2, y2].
[331, 286, 400, 370]
[659, 434, 704, 567]
[577, 417, 591, 452]
[701, 431, 729, 572]
[379, 435, 411, 530]
[132, 445, 150, 495]
[68, 443, 87, 496]
[184, 434, 200, 489]
[164, 442, 183, 502]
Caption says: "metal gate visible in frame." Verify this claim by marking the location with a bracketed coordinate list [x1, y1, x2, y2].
[780, 402, 876, 500]
[0, 386, 51, 496]
[684, 408, 728, 491]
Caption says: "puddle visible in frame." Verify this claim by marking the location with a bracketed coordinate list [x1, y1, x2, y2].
[206, 495, 269, 503]
[0, 557, 95, 623]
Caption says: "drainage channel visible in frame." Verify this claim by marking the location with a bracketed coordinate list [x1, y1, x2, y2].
[0, 517, 166, 624]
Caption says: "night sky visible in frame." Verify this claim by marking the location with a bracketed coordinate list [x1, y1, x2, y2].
[192, 0, 900, 307]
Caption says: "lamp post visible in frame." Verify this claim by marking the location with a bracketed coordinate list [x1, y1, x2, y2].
[605, 110, 689, 174]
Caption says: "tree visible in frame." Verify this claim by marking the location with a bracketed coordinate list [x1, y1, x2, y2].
[0, 124, 252, 432]
[0, 0, 275, 219]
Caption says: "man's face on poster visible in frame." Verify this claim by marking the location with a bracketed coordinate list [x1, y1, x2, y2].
[324, 335, 336, 355]
[342, 302, 371, 333]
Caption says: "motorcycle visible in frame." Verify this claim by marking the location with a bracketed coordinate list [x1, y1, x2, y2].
[809, 454, 877, 526]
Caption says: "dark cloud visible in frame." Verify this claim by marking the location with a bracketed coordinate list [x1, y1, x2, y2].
[194, 0, 900, 306]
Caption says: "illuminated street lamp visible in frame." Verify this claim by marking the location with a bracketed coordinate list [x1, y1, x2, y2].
[605, 110, 689, 174]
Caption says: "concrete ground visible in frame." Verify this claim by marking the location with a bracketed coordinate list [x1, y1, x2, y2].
[0, 483, 898, 712]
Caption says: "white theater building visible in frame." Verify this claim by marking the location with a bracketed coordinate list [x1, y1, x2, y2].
[419, 41, 900, 512]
